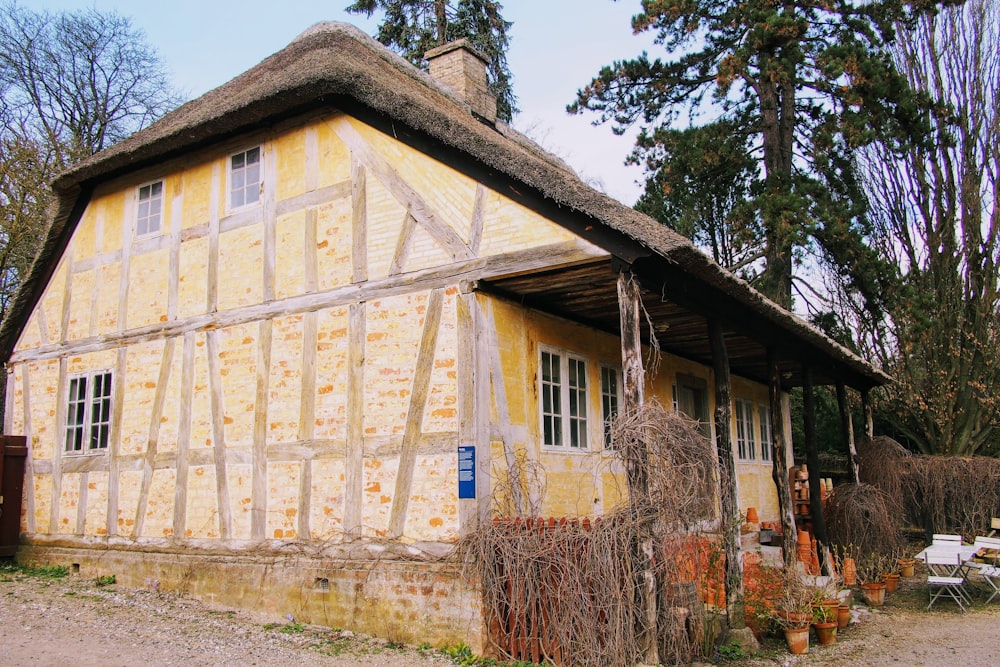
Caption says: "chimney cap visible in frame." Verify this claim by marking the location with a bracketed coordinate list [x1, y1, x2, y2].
[424, 38, 489, 64]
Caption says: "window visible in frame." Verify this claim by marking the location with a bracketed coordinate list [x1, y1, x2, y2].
[758, 404, 772, 462]
[600, 365, 621, 449]
[65, 371, 113, 454]
[540, 348, 589, 449]
[675, 375, 711, 439]
[230, 147, 261, 208]
[136, 181, 163, 236]
[734, 398, 756, 461]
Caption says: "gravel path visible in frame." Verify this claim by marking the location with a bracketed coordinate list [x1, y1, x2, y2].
[0, 568, 451, 667]
[3, 564, 1000, 666]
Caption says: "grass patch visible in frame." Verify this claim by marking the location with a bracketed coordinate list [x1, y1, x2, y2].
[94, 574, 116, 587]
[263, 621, 306, 634]
[0, 561, 68, 579]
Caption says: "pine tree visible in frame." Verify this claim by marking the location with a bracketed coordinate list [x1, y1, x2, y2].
[570, 0, 945, 309]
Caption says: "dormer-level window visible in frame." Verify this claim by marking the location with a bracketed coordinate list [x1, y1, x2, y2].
[230, 146, 261, 209]
[136, 181, 163, 237]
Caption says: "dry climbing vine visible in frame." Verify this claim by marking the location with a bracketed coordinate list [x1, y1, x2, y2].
[455, 400, 720, 666]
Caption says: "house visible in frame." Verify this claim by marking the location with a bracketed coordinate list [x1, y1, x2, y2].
[0, 23, 886, 650]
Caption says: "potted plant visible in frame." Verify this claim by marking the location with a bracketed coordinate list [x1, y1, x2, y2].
[771, 575, 813, 655]
[811, 603, 838, 645]
[857, 552, 890, 607]
[898, 547, 917, 577]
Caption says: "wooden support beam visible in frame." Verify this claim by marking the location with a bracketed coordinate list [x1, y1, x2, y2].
[709, 318, 746, 629]
[344, 302, 366, 538]
[838, 381, 861, 484]
[208, 329, 234, 540]
[616, 268, 657, 667]
[768, 348, 798, 569]
[388, 288, 444, 537]
[134, 338, 176, 538]
[456, 292, 476, 536]
[484, 300, 524, 515]
[173, 331, 196, 541]
[616, 270, 647, 494]
[18, 366, 36, 532]
[803, 365, 830, 573]
[106, 346, 127, 536]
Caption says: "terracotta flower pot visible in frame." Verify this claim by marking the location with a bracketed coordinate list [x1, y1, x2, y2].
[861, 582, 887, 607]
[746, 506, 759, 523]
[837, 604, 851, 629]
[784, 626, 810, 655]
[883, 572, 900, 593]
[777, 610, 810, 627]
[841, 557, 857, 586]
[899, 558, 916, 577]
[813, 621, 838, 645]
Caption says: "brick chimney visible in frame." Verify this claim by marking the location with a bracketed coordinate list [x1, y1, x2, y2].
[425, 39, 497, 123]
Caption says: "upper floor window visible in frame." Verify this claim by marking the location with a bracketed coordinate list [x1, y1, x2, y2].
[600, 365, 622, 449]
[66, 370, 113, 454]
[540, 348, 588, 449]
[230, 146, 261, 209]
[136, 180, 163, 237]
[735, 398, 756, 461]
[758, 404, 773, 462]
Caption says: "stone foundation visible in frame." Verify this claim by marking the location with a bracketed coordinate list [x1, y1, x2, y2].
[17, 541, 484, 651]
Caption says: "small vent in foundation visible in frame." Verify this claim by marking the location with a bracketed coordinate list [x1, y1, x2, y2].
[72, 563, 80, 574]
[315, 577, 330, 592]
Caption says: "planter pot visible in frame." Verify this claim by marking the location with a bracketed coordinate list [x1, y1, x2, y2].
[861, 582, 887, 607]
[899, 559, 916, 577]
[883, 573, 900, 593]
[837, 604, 851, 629]
[784, 626, 810, 655]
[746, 506, 759, 523]
[813, 621, 837, 645]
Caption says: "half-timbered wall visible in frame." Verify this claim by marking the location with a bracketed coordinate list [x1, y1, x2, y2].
[4, 110, 607, 645]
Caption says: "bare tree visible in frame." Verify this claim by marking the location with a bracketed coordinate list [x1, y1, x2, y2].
[841, 0, 1000, 455]
[0, 3, 181, 427]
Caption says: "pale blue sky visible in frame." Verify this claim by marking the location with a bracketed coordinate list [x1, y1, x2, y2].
[27, 1, 661, 204]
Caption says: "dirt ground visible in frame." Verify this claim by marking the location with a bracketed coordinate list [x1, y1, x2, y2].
[2, 563, 999, 666]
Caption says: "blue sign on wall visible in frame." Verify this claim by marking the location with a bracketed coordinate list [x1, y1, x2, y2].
[458, 446, 476, 499]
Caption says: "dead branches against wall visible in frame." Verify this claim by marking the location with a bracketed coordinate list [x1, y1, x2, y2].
[458, 402, 720, 666]
[859, 436, 1000, 539]
[824, 483, 904, 558]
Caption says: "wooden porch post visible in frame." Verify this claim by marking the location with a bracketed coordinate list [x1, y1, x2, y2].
[768, 349, 798, 569]
[802, 366, 830, 573]
[616, 268, 658, 666]
[708, 319, 746, 629]
[837, 381, 861, 485]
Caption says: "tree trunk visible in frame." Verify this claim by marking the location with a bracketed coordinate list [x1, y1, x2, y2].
[768, 349, 797, 568]
[838, 382, 860, 484]
[709, 319, 746, 629]
[616, 269, 658, 666]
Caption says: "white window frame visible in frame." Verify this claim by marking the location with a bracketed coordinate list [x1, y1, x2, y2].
[135, 180, 164, 237]
[734, 397, 756, 462]
[65, 370, 113, 455]
[600, 364, 622, 450]
[229, 146, 262, 210]
[758, 404, 773, 462]
[539, 346, 590, 450]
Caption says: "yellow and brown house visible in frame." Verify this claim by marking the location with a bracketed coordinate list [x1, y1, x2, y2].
[0, 23, 885, 649]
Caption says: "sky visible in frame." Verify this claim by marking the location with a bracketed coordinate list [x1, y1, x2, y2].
[28, 1, 662, 206]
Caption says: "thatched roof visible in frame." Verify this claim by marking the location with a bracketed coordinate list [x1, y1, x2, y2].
[0, 22, 888, 388]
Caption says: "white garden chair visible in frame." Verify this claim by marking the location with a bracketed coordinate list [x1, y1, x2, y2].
[925, 550, 968, 611]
